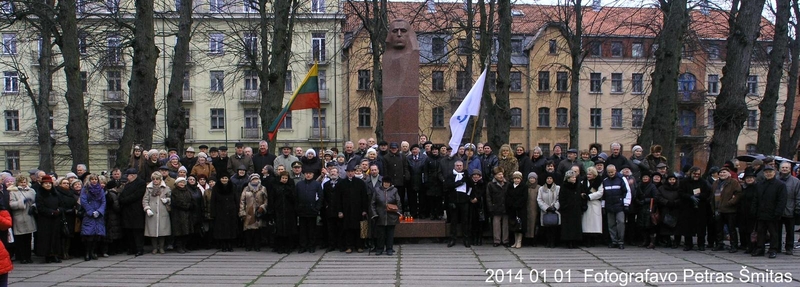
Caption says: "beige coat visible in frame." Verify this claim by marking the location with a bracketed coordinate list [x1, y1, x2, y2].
[581, 183, 604, 233]
[142, 181, 171, 237]
[239, 184, 268, 230]
[9, 186, 37, 235]
[524, 184, 539, 238]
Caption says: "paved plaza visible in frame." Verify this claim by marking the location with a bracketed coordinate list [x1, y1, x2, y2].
[7, 242, 800, 286]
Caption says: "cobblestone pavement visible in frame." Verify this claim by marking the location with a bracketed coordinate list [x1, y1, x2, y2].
[7, 242, 800, 286]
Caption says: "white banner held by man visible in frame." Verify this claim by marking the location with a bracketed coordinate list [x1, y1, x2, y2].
[448, 68, 487, 156]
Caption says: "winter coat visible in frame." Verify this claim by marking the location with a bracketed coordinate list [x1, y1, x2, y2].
[582, 177, 604, 234]
[187, 184, 204, 228]
[80, 184, 107, 236]
[371, 185, 402, 226]
[497, 156, 518, 182]
[239, 183, 267, 230]
[142, 181, 171, 237]
[407, 153, 427, 192]
[643, 154, 668, 174]
[515, 152, 533, 179]
[537, 184, 561, 225]
[211, 182, 239, 239]
[606, 154, 631, 172]
[629, 155, 649, 179]
[602, 175, 629, 213]
[35, 186, 63, 256]
[752, 178, 788, 221]
[486, 179, 508, 215]
[439, 156, 460, 181]
[711, 177, 742, 214]
[423, 154, 444, 196]
[227, 153, 254, 176]
[559, 180, 583, 241]
[677, 178, 711, 236]
[506, 182, 528, 234]
[295, 179, 323, 217]
[656, 182, 681, 236]
[170, 185, 194, 236]
[252, 152, 276, 177]
[364, 176, 382, 217]
[777, 173, 800, 218]
[0, 210, 12, 274]
[273, 154, 299, 172]
[301, 156, 323, 179]
[212, 156, 229, 178]
[9, 186, 37, 235]
[180, 157, 198, 172]
[530, 155, 546, 178]
[525, 183, 540, 238]
[481, 153, 499, 179]
[55, 187, 78, 236]
[119, 177, 146, 230]
[335, 176, 369, 230]
[444, 171, 471, 205]
[103, 187, 123, 240]
[230, 174, 249, 201]
[269, 180, 297, 237]
[382, 151, 410, 186]
[322, 179, 340, 218]
[190, 163, 216, 180]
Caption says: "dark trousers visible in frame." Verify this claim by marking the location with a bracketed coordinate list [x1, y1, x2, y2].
[706, 208, 716, 246]
[449, 203, 470, 240]
[298, 217, 316, 249]
[125, 228, 144, 253]
[344, 228, 360, 249]
[684, 220, 707, 247]
[375, 225, 396, 251]
[737, 214, 756, 249]
[408, 187, 420, 216]
[242, 230, 258, 249]
[326, 217, 342, 249]
[625, 213, 639, 244]
[780, 217, 795, 251]
[15, 233, 32, 261]
[756, 219, 780, 252]
[716, 213, 738, 247]
[429, 196, 443, 218]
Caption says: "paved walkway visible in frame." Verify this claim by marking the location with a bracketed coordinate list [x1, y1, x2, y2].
[8, 243, 800, 286]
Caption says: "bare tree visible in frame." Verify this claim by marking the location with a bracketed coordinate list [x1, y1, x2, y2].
[163, 0, 193, 153]
[475, 0, 496, 146]
[550, 0, 585, 150]
[778, 0, 800, 157]
[756, 0, 790, 155]
[707, 0, 767, 169]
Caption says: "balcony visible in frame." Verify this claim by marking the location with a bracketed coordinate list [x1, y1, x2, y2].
[241, 127, 260, 139]
[240, 89, 260, 103]
[181, 89, 193, 103]
[309, 126, 329, 139]
[319, 89, 329, 103]
[184, 127, 194, 140]
[676, 125, 705, 140]
[103, 90, 126, 105]
[105, 128, 123, 141]
[677, 90, 706, 106]
[449, 89, 468, 103]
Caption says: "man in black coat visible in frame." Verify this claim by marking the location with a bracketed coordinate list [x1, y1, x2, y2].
[252, 140, 277, 177]
[678, 167, 712, 251]
[295, 168, 323, 253]
[445, 161, 473, 248]
[381, 143, 410, 215]
[213, 146, 230, 180]
[322, 167, 342, 252]
[751, 165, 788, 258]
[335, 166, 369, 253]
[118, 168, 147, 256]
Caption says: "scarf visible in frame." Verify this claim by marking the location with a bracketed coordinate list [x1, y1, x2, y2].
[86, 183, 104, 200]
[453, 169, 467, 194]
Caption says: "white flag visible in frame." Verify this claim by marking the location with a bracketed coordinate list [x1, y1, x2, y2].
[448, 68, 487, 156]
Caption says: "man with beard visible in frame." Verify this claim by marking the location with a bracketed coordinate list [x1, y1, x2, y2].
[679, 166, 712, 251]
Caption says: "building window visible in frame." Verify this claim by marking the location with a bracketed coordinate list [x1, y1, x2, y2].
[209, 33, 224, 54]
[280, 111, 292, 129]
[590, 108, 602, 128]
[681, 44, 693, 59]
[510, 71, 522, 91]
[539, 143, 550, 157]
[432, 107, 444, 127]
[746, 144, 756, 155]
[611, 41, 623, 57]
[78, 33, 87, 55]
[107, 35, 121, 62]
[538, 71, 550, 91]
[590, 41, 601, 57]
[747, 75, 757, 95]
[243, 32, 258, 58]
[210, 108, 225, 130]
[747, 109, 757, 129]
[556, 72, 568, 92]
[4, 110, 18, 131]
[209, 0, 223, 13]
[457, 39, 469, 55]
[311, 0, 325, 13]
[107, 71, 121, 91]
[556, 107, 568, 128]
[312, 108, 326, 128]
[707, 45, 719, 60]
[678, 73, 696, 92]
[3, 71, 17, 93]
[357, 70, 370, 91]
[456, 71, 470, 93]
[487, 71, 496, 92]
[511, 39, 523, 55]
[284, 71, 292, 91]
[431, 37, 446, 59]
[632, 73, 643, 94]
[358, 107, 371, 127]
[611, 108, 622, 128]
[632, 108, 643, 128]
[538, 107, 550, 127]
[1, 1, 14, 14]
[244, 70, 258, 91]
[108, 109, 123, 130]
[1, 33, 16, 55]
[244, 108, 258, 129]
[611, 73, 622, 93]
[707, 74, 719, 95]
[183, 72, 190, 91]
[431, 71, 444, 91]
[184, 109, 190, 128]
[707, 109, 714, 129]
[632, 42, 643, 58]
[107, 149, 117, 170]
[548, 39, 557, 54]
[80, 71, 88, 93]
[511, 108, 522, 127]
[311, 32, 326, 62]
[5, 150, 19, 171]
[590, 73, 601, 93]
[210, 71, 224, 92]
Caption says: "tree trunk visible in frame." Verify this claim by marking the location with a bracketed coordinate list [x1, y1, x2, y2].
[638, 0, 688, 167]
[57, 0, 89, 172]
[370, 0, 387, 142]
[117, 0, 159, 168]
[778, 0, 800, 158]
[486, 0, 511, 150]
[707, 0, 767, 169]
[35, 16, 55, 173]
[164, 0, 193, 153]
[475, 0, 495, 147]
[460, 0, 477, 145]
[259, 0, 296, 152]
[756, 0, 790, 155]
[567, 0, 582, 150]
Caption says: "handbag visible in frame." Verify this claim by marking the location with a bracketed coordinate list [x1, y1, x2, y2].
[542, 211, 559, 226]
[750, 222, 758, 243]
[513, 216, 523, 232]
[386, 203, 399, 213]
[477, 208, 486, 222]
[649, 199, 660, 226]
[359, 219, 369, 239]
[60, 213, 72, 237]
[663, 213, 677, 228]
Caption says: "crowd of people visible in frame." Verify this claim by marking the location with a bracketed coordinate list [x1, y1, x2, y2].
[0, 136, 798, 268]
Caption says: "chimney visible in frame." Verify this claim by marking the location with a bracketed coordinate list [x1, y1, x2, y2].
[700, 0, 709, 16]
[592, 0, 601, 12]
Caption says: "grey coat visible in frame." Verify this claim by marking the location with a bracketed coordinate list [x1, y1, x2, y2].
[777, 173, 800, 218]
[370, 185, 402, 226]
[142, 181, 171, 237]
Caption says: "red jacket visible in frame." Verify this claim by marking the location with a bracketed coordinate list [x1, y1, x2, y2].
[0, 210, 12, 274]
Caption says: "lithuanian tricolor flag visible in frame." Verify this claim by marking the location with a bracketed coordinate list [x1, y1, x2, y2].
[267, 63, 321, 141]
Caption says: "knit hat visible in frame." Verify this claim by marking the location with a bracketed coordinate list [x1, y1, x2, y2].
[175, 177, 187, 184]
[528, 172, 538, 179]
[249, 173, 260, 181]
[178, 166, 187, 173]
[3, 176, 14, 185]
[632, 145, 643, 153]
[306, 148, 317, 157]
[65, 172, 78, 179]
[197, 152, 207, 159]
[471, 169, 482, 176]
[169, 154, 180, 161]
[512, 171, 523, 179]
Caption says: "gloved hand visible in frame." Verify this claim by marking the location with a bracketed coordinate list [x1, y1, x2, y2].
[146, 209, 154, 217]
[160, 198, 169, 204]
[632, 159, 641, 165]
[23, 198, 32, 204]
[547, 206, 555, 212]
[690, 196, 700, 205]
[92, 211, 100, 218]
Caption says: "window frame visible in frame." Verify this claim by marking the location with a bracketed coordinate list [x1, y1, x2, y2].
[631, 73, 643, 94]
[537, 107, 550, 127]
[707, 74, 719, 95]
[358, 107, 371, 127]
[4, 110, 19, 131]
[431, 71, 444, 91]
[556, 107, 568, 128]
[747, 75, 758, 95]
[631, 108, 643, 128]
[610, 41, 623, 57]
[357, 70, 370, 91]
[1, 33, 16, 55]
[509, 71, 522, 92]
[210, 108, 225, 130]
[511, 107, 522, 128]
[611, 108, 623, 128]
[746, 109, 757, 129]
[590, 73, 602, 93]
[431, 107, 445, 128]
[632, 42, 643, 58]
[610, 73, 623, 93]
[208, 33, 224, 55]
[590, 108, 602, 128]
[210, 71, 224, 92]
[5, 150, 19, 172]
[3, 71, 17, 93]
[537, 71, 550, 92]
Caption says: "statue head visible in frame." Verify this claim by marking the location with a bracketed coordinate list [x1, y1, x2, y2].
[386, 19, 418, 51]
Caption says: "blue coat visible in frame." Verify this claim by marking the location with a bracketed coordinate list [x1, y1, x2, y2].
[80, 184, 107, 236]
